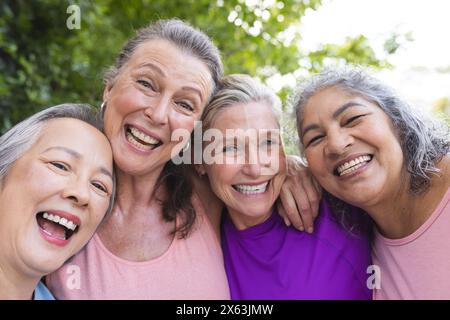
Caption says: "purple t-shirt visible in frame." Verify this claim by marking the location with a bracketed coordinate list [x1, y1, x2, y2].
[221, 200, 372, 300]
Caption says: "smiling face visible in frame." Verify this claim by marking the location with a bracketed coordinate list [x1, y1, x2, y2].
[299, 86, 405, 209]
[0, 118, 113, 277]
[202, 101, 286, 230]
[103, 39, 213, 176]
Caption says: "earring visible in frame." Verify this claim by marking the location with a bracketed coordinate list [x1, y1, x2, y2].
[101, 101, 107, 116]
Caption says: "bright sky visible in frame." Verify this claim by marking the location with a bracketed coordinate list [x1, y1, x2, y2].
[296, 0, 450, 110]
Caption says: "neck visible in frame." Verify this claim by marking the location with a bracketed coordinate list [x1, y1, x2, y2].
[365, 156, 450, 239]
[228, 207, 273, 231]
[114, 166, 166, 214]
[366, 190, 419, 239]
[97, 165, 170, 235]
[0, 258, 39, 300]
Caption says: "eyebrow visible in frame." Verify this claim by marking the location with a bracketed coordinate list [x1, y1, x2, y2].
[43, 146, 113, 180]
[301, 101, 367, 137]
[182, 86, 204, 102]
[43, 146, 81, 158]
[137, 63, 204, 102]
[98, 167, 114, 180]
[332, 101, 366, 118]
[137, 62, 166, 77]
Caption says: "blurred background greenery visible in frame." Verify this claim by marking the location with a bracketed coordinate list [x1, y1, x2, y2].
[1, 0, 447, 154]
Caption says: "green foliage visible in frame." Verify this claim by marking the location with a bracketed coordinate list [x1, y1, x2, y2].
[1, 0, 391, 138]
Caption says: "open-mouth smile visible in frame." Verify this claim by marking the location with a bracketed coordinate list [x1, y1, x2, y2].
[36, 211, 81, 245]
[232, 181, 270, 195]
[333, 155, 373, 177]
[125, 125, 163, 151]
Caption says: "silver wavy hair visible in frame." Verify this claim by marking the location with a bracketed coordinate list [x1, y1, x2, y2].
[104, 18, 223, 101]
[0, 103, 115, 214]
[201, 74, 282, 132]
[292, 67, 449, 232]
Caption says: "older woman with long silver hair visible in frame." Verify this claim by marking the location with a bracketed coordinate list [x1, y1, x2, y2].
[294, 67, 450, 299]
[0, 104, 114, 299]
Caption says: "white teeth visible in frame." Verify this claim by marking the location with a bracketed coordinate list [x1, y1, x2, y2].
[234, 182, 269, 195]
[126, 127, 161, 151]
[337, 155, 372, 176]
[67, 221, 75, 230]
[127, 131, 153, 150]
[129, 127, 160, 145]
[41, 212, 78, 231]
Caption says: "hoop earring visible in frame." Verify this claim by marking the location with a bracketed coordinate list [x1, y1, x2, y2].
[101, 101, 107, 117]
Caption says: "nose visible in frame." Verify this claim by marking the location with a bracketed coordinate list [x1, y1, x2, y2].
[242, 163, 262, 178]
[144, 95, 170, 125]
[62, 177, 90, 208]
[242, 145, 262, 178]
[324, 128, 354, 157]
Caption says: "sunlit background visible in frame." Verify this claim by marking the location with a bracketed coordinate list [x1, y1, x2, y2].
[305, 0, 450, 113]
[269, 0, 450, 115]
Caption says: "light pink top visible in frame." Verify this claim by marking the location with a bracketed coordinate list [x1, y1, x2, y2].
[373, 187, 450, 300]
[46, 194, 230, 299]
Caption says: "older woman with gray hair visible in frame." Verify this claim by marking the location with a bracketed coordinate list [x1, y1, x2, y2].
[0, 104, 114, 299]
[294, 67, 450, 299]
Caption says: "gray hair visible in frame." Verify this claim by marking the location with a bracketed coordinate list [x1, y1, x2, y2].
[201, 74, 282, 132]
[0, 103, 116, 214]
[293, 67, 450, 195]
[104, 18, 223, 100]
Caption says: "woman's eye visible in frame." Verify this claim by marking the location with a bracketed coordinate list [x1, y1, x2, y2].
[262, 139, 278, 147]
[92, 182, 108, 194]
[176, 101, 194, 112]
[50, 162, 69, 171]
[344, 114, 365, 126]
[137, 79, 155, 90]
[305, 135, 324, 147]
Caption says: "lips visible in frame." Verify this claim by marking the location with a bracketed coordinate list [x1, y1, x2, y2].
[36, 211, 80, 245]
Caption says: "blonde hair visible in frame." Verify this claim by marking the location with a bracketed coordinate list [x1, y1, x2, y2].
[201, 74, 282, 132]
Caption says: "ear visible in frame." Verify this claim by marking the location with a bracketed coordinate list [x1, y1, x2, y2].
[102, 82, 113, 102]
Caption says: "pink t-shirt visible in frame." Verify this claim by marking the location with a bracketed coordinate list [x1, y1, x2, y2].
[373, 187, 450, 300]
[46, 194, 230, 299]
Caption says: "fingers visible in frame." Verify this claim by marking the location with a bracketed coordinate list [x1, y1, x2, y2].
[279, 186, 304, 231]
[290, 186, 314, 233]
[277, 202, 291, 227]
